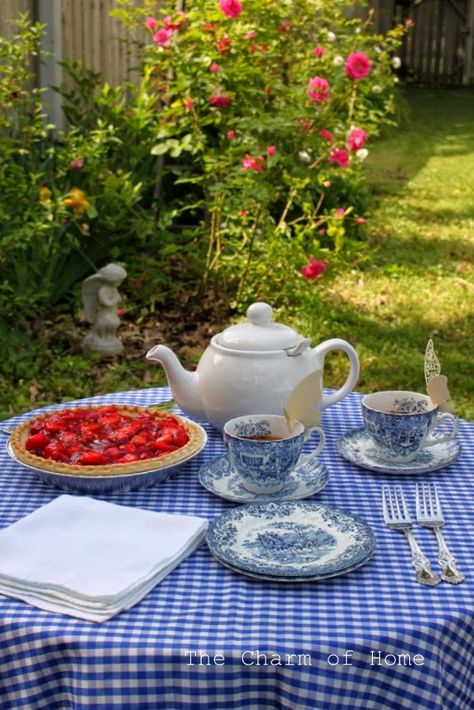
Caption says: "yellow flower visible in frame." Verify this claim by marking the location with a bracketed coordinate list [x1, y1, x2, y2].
[39, 186, 52, 206]
[63, 188, 89, 215]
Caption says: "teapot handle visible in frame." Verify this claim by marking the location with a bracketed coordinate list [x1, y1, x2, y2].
[312, 338, 360, 410]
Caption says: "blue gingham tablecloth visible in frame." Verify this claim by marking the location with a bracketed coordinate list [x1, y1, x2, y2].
[0, 388, 473, 710]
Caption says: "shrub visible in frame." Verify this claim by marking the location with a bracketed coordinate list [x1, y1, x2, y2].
[0, 2, 407, 330]
[114, 0, 407, 304]
[0, 21, 159, 328]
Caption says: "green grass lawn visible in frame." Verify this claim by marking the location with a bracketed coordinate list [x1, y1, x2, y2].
[2, 87, 473, 422]
[296, 87, 474, 421]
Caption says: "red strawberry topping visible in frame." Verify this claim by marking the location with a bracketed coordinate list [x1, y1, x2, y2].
[22, 406, 189, 466]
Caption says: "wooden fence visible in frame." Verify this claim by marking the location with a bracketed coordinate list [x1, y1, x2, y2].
[0, 1, 152, 83]
[1, 0, 474, 109]
[399, 0, 474, 85]
[0, 0, 159, 125]
[0, 0, 32, 37]
[354, 0, 474, 85]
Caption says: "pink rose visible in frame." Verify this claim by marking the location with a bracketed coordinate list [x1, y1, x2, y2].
[242, 154, 265, 172]
[301, 258, 327, 280]
[163, 14, 187, 30]
[145, 16, 158, 31]
[307, 76, 330, 103]
[69, 157, 84, 169]
[299, 119, 312, 133]
[345, 52, 372, 80]
[245, 30, 256, 39]
[319, 129, 334, 143]
[357, 216, 367, 224]
[313, 46, 326, 58]
[153, 28, 173, 47]
[328, 147, 350, 168]
[347, 127, 368, 151]
[266, 145, 276, 156]
[219, 0, 243, 19]
[209, 94, 231, 107]
[278, 21, 291, 32]
[335, 208, 345, 217]
[209, 62, 221, 73]
[216, 35, 232, 54]
[226, 129, 235, 139]
[185, 98, 194, 111]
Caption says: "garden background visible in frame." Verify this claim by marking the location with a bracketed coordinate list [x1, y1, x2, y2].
[0, 0, 473, 422]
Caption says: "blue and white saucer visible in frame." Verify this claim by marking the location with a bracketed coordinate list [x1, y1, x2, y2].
[198, 454, 330, 503]
[210, 548, 375, 583]
[336, 427, 461, 475]
[206, 501, 376, 579]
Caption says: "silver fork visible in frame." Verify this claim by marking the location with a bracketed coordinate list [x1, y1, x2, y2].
[415, 483, 465, 585]
[382, 485, 441, 586]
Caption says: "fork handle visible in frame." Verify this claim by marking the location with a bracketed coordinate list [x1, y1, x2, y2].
[433, 528, 465, 584]
[403, 530, 441, 586]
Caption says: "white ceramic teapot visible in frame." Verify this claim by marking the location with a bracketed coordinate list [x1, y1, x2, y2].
[146, 302, 360, 430]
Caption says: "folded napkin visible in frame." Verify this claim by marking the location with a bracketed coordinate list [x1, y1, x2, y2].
[0, 495, 207, 622]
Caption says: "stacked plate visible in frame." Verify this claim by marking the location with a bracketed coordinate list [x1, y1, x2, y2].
[207, 500, 376, 582]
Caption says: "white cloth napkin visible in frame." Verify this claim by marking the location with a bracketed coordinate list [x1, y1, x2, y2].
[0, 495, 207, 622]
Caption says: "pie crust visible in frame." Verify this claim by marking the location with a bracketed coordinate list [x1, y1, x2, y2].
[10, 405, 206, 477]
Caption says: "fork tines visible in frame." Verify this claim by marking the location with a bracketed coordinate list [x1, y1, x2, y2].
[415, 482, 442, 522]
[382, 485, 410, 524]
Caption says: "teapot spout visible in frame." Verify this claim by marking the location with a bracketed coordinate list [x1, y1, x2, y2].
[145, 344, 205, 421]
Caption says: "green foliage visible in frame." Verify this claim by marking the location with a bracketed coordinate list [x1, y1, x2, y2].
[112, 0, 406, 298]
[0, 3, 409, 407]
[0, 24, 175, 328]
[0, 4, 406, 329]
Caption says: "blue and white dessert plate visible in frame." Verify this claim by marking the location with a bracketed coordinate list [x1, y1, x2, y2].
[206, 501, 376, 579]
[199, 454, 330, 503]
[336, 427, 461, 475]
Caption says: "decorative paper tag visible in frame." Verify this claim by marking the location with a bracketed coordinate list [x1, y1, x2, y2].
[424, 339, 452, 410]
[424, 339, 441, 385]
[284, 370, 323, 432]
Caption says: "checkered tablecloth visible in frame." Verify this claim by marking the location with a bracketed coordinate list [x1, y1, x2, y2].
[0, 388, 473, 710]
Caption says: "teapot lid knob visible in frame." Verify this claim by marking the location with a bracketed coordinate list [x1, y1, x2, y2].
[247, 302, 273, 326]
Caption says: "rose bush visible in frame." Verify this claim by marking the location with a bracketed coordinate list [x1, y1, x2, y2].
[114, 0, 407, 305]
[0, 1, 408, 336]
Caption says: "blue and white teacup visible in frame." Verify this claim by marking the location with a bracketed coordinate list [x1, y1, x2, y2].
[362, 390, 458, 463]
[223, 414, 325, 494]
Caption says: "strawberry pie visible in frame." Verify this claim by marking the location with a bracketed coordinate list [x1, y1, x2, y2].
[10, 405, 206, 476]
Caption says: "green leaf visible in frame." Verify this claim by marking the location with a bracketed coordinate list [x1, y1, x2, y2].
[151, 143, 169, 156]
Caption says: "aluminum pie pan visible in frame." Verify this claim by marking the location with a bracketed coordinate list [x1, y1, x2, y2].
[7, 424, 207, 493]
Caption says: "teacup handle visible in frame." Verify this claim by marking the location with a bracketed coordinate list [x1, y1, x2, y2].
[312, 339, 360, 410]
[423, 412, 458, 449]
[298, 427, 326, 466]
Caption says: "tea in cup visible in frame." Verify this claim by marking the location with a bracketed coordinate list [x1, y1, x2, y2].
[362, 390, 458, 463]
[223, 414, 325, 494]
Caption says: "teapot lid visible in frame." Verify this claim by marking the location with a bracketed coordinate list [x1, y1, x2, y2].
[216, 302, 304, 352]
